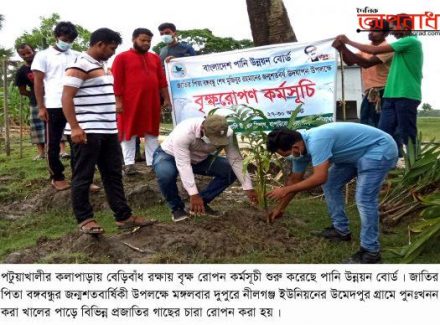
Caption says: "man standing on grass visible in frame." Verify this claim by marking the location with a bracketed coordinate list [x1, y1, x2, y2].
[112, 28, 171, 174]
[266, 123, 398, 264]
[15, 43, 46, 160]
[62, 28, 153, 234]
[31, 21, 79, 191]
[336, 14, 423, 151]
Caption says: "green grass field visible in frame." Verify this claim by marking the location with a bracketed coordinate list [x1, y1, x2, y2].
[418, 117, 440, 141]
[1, 134, 440, 263]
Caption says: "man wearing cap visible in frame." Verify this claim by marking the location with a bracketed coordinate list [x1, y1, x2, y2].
[152, 115, 257, 222]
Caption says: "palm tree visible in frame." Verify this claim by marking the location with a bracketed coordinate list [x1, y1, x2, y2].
[0, 14, 4, 30]
[246, 0, 297, 46]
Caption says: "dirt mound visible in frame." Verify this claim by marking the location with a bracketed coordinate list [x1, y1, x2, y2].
[3, 205, 300, 264]
[2, 163, 303, 264]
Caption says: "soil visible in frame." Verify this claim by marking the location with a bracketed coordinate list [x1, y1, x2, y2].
[1, 164, 301, 264]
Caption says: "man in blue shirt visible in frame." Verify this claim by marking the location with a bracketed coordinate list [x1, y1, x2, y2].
[158, 22, 196, 64]
[266, 122, 398, 263]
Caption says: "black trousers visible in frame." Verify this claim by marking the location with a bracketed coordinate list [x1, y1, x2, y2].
[71, 133, 132, 224]
[46, 109, 67, 181]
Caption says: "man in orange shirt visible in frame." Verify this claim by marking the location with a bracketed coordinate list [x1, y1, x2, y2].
[333, 20, 393, 127]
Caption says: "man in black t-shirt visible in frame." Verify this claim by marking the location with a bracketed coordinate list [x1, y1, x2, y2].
[15, 44, 46, 159]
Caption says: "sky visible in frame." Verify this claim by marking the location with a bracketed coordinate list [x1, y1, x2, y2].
[1, 0, 439, 108]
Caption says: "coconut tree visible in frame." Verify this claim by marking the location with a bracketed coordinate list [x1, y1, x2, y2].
[246, 0, 297, 46]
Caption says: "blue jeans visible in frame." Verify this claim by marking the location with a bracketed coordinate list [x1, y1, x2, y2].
[378, 98, 420, 147]
[152, 147, 237, 211]
[322, 156, 396, 252]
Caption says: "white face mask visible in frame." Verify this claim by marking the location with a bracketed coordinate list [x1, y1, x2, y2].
[201, 135, 211, 144]
[291, 147, 304, 160]
[161, 34, 173, 44]
[291, 153, 304, 161]
[56, 40, 72, 52]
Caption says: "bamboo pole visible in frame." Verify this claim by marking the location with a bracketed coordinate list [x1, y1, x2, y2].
[19, 95, 23, 158]
[2, 59, 10, 156]
[339, 53, 349, 204]
[339, 53, 347, 121]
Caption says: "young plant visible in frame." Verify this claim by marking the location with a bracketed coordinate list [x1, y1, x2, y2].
[209, 105, 278, 217]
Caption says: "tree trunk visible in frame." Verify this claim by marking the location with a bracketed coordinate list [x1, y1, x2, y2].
[246, 0, 297, 46]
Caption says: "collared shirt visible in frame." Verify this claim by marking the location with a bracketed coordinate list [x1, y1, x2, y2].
[31, 46, 79, 108]
[161, 117, 253, 195]
[63, 52, 117, 135]
[159, 42, 196, 64]
[289, 122, 398, 173]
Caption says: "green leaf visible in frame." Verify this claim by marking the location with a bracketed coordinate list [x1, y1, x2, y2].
[402, 217, 440, 263]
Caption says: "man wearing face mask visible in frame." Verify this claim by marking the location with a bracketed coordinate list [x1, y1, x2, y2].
[158, 22, 196, 64]
[32, 21, 80, 191]
[152, 115, 257, 222]
[112, 28, 171, 174]
[266, 122, 397, 263]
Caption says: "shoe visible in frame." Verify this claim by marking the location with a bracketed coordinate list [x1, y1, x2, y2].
[343, 247, 381, 264]
[90, 184, 101, 193]
[60, 152, 70, 159]
[124, 164, 137, 176]
[172, 209, 189, 222]
[79, 218, 104, 235]
[312, 225, 352, 242]
[396, 157, 405, 169]
[51, 179, 71, 191]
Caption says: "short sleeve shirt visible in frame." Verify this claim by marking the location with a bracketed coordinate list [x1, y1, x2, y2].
[290, 122, 398, 173]
[358, 41, 394, 90]
[383, 36, 423, 101]
[31, 47, 79, 108]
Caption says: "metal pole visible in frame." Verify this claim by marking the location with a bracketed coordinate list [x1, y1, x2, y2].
[19, 95, 23, 158]
[3, 59, 10, 156]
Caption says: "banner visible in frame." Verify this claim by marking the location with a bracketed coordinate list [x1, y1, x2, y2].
[165, 38, 338, 130]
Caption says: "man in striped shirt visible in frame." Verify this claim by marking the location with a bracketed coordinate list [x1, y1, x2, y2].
[62, 28, 152, 234]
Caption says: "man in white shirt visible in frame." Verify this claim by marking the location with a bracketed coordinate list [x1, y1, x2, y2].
[32, 21, 79, 191]
[153, 115, 257, 222]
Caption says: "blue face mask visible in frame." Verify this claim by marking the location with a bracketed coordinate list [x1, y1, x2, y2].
[56, 40, 72, 52]
[161, 34, 173, 44]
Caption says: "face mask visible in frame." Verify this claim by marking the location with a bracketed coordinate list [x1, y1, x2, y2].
[56, 40, 72, 52]
[291, 148, 304, 160]
[291, 154, 303, 161]
[161, 34, 173, 44]
[201, 135, 211, 144]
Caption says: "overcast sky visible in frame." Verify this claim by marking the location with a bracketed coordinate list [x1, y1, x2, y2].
[1, 0, 439, 108]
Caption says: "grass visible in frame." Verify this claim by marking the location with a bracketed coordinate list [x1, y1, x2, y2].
[1, 131, 440, 263]
[418, 117, 440, 141]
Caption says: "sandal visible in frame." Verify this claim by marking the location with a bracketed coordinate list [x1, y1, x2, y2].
[79, 218, 104, 235]
[116, 216, 156, 229]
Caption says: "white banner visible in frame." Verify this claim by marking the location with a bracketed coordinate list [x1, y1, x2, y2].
[165, 39, 338, 130]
